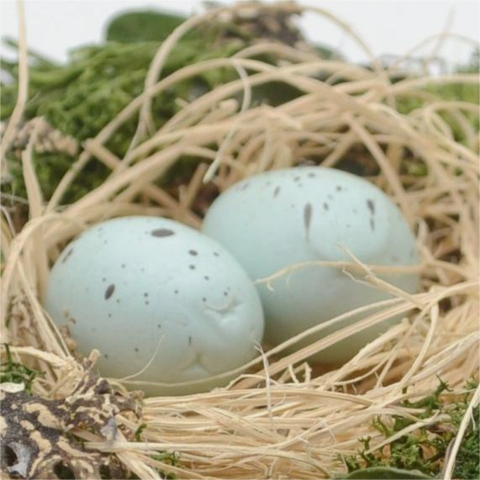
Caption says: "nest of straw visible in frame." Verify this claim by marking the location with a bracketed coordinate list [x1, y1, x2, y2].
[1, 2, 479, 479]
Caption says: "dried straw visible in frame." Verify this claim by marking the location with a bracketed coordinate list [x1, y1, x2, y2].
[1, 2, 479, 479]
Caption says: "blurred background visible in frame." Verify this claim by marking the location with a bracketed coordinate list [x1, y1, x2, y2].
[1, 0, 479, 66]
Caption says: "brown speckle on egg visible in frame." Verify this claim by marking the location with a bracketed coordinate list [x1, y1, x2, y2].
[189, 250, 198, 256]
[323, 202, 329, 211]
[61, 248, 74, 264]
[189, 265, 196, 270]
[274, 186, 281, 197]
[151, 228, 174, 237]
[105, 284, 115, 300]
[304, 203, 313, 239]
[367, 199, 375, 215]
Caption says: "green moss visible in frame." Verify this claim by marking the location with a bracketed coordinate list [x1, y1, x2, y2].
[2, 150, 109, 204]
[0, 343, 44, 392]
[450, 379, 480, 480]
[341, 379, 479, 480]
[106, 10, 188, 44]
[134, 423, 147, 441]
[151, 452, 180, 480]
[398, 80, 479, 147]
[1, 26, 245, 206]
[397, 50, 479, 148]
[131, 420, 180, 479]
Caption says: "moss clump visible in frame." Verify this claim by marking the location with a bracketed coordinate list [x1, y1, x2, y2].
[1, 35, 242, 205]
[397, 49, 480, 148]
[341, 379, 479, 479]
[2, 6, 328, 208]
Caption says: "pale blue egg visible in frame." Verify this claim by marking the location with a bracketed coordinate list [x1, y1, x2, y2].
[202, 167, 421, 363]
[45, 216, 264, 394]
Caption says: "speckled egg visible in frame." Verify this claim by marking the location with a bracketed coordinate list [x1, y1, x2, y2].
[202, 167, 421, 363]
[45, 217, 264, 395]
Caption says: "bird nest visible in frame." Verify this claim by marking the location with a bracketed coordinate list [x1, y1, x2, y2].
[1, 2, 479, 479]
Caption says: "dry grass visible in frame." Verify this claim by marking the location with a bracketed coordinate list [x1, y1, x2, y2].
[1, 2, 479, 479]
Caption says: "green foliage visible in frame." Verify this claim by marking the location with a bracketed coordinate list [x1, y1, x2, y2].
[0, 16, 244, 205]
[341, 379, 479, 480]
[131, 422, 180, 479]
[106, 10, 188, 44]
[0, 343, 44, 392]
[3, 150, 109, 205]
[3, 6, 314, 207]
[151, 452, 180, 480]
[448, 379, 480, 480]
[453, 410, 479, 480]
[397, 49, 480, 148]
[2, 38, 239, 140]
[134, 423, 147, 441]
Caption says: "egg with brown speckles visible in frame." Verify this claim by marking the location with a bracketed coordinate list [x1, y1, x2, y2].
[45, 217, 264, 395]
[202, 167, 421, 363]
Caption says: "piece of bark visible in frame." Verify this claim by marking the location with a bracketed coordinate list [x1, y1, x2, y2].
[1, 372, 137, 480]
